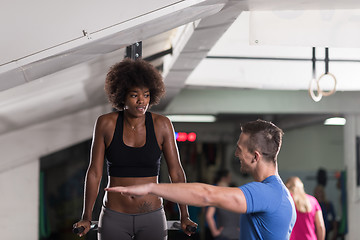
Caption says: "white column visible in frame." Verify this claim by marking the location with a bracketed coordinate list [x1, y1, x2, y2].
[344, 114, 360, 240]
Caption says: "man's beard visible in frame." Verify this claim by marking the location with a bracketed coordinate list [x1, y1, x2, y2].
[239, 162, 247, 174]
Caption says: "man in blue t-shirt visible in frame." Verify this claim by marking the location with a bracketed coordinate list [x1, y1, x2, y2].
[239, 175, 295, 239]
[106, 119, 297, 239]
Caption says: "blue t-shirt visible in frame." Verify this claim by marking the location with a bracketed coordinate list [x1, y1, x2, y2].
[239, 175, 296, 240]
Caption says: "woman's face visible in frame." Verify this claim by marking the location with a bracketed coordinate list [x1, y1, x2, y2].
[123, 86, 150, 116]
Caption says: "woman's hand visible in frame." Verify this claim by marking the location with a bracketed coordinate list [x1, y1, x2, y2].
[180, 216, 198, 236]
[72, 219, 91, 237]
[212, 226, 224, 237]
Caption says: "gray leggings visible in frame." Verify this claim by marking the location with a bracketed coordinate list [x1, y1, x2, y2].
[98, 206, 167, 240]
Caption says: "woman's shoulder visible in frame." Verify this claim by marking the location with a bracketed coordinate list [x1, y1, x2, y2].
[96, 112, 119, 128]
[149, 112, 171, 125]
[307, 194, 321, 207]
[306, 194, 317, 201]
[98, 111, 118, 120]
[149, 112, 174, 137]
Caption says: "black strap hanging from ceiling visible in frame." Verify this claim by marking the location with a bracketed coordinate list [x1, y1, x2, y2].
[325, 47, 329, 74]
[312, 47, 316, 79]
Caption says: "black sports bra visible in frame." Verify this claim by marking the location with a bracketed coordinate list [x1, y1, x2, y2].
[105, 111, 161, 177]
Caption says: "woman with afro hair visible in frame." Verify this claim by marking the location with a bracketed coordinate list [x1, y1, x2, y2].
[74, 58, 197, 240]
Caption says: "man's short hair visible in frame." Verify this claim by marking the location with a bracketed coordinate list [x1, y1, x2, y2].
[241, 119, 284, 162]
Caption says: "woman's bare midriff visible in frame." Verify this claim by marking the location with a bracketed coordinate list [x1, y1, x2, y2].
[104, 176, 163, 214]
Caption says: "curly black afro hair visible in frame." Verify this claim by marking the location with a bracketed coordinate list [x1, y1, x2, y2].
[104, 58, 165, 110]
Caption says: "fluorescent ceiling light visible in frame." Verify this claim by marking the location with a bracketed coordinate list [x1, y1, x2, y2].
[167, 115, 216, 122]
[324, 117, 346, 126]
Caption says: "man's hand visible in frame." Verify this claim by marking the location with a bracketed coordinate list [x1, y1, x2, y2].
[105, 183, 153, 197]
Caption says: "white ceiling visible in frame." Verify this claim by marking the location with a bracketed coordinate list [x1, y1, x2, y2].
[1, 0, 360, 136]
[187, 11, 360, 91]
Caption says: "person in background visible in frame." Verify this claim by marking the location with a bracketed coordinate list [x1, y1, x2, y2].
[205, 169, 240, 240]
[286, 176, 325, 240]
[73, 58, 196, 240]
[314, 184, 338, 240]
[106, 119, 297, 240]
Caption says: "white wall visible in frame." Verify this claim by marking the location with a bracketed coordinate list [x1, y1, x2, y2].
[0, 159, 39, 240]
[279, 124, 344, 171]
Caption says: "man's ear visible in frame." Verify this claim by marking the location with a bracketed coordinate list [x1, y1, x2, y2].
[253, 151, 261, 162]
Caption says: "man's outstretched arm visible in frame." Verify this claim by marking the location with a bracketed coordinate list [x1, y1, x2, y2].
[105, 182, 247, 214]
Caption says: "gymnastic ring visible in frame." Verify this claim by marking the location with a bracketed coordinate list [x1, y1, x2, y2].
[317, 72, 337, 97]
[308, 78, 322, 102]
